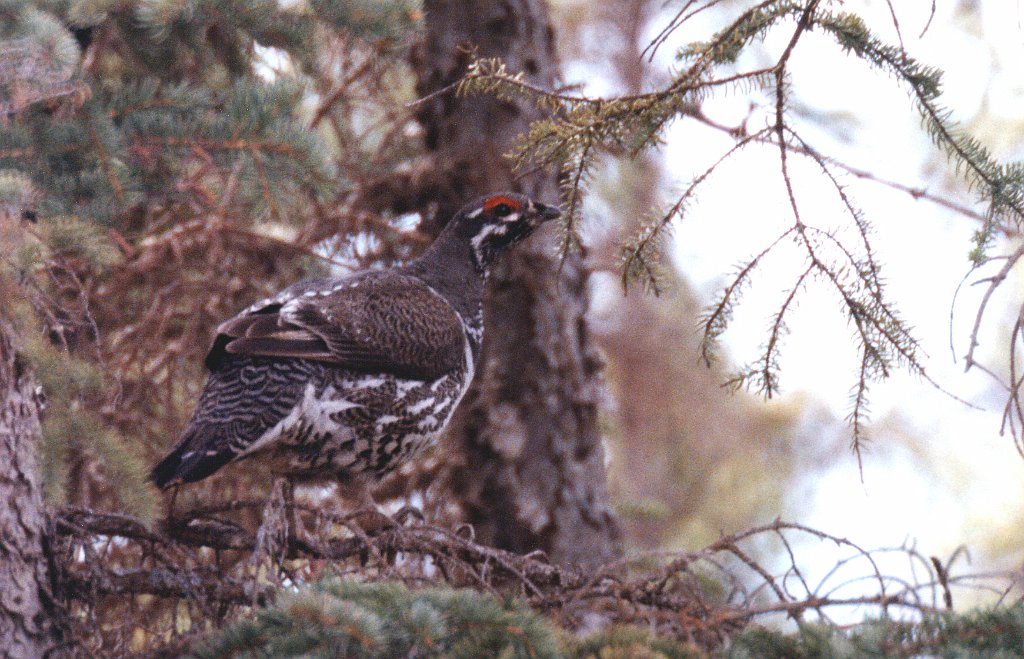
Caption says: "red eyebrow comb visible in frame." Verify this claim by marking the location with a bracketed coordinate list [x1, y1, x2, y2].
[483, 195, 521, 211]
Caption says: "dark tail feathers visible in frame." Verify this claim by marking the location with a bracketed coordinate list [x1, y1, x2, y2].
[150, 431, 235, 489]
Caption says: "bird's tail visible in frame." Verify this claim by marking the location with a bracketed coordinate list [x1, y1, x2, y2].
[149, 425, 236, 489]
[150, 356, 313, 488]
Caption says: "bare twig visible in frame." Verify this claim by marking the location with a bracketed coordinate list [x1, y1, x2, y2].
[54, 509, 1021, 653]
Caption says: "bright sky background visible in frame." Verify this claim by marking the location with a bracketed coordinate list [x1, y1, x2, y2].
[590, 0, 1024, 608]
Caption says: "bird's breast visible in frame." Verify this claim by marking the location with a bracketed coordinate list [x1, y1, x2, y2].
[252, 334, 476, 480]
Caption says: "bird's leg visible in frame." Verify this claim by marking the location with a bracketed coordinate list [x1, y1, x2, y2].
[251, 477, 291, 581]
[283, 477, 299, 542]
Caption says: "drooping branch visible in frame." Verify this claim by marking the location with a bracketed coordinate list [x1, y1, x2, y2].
[452, 0, 1024, 456]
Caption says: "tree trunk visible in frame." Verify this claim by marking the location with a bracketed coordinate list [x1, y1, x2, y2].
[411, 0, 621, 566]
[0, 321, 67, 656]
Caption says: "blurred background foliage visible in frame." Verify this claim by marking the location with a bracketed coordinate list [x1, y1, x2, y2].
[0, 0, 422, 520]
[0, 0, 427, 647]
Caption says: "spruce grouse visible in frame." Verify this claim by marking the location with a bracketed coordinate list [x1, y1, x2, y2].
[150, 193, 559, 492]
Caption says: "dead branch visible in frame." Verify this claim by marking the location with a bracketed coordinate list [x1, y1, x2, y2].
[52, 508, 1023, 654]
[61, 566, 273, 608]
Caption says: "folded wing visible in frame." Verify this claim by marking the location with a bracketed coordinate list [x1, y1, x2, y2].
[205, 271, 466, 380]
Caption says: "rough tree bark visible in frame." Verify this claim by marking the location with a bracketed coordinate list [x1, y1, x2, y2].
[0, 321, 67, 657]
[411, 0, 621, 566]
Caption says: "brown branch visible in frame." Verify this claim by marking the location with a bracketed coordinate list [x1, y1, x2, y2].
[966, 243, 1024, 372]
[61, 566, 274, 607]
[55, 509, 1010, 628]
[311, 55, 377, 127]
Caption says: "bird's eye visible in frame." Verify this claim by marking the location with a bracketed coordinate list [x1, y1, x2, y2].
[492, 203, 513, 217]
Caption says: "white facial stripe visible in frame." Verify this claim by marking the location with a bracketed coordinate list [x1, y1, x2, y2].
[470, 222, 510, 260]
[501, 212, 521, 223]
[467, 207, 483, 219]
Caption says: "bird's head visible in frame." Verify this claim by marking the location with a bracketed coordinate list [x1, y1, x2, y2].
[449, 192, 561, 269]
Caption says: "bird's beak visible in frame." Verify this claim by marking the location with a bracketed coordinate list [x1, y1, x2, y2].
[531, 201, 561, 222]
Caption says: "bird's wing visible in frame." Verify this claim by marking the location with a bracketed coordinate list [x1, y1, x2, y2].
[205, 272, 466, 380]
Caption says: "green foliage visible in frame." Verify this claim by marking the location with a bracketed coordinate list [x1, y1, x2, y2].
[196, 578, 563, 659]
[3, 77, 329, 223]
[0, 0, 373, 227]
[0, 169, 41, 222]
[0, 0, 420, 533]
[678, 2, 803, 66]
[15, 307, 159, 522]
[198, 579, 712, 658]
[312, 0, 422, 42]
[39, 215, 121, 267]
[727, 603, 1024, 658]
[196, 579, 1024, 658]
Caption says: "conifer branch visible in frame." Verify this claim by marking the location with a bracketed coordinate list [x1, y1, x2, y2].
[624, 127, 771, 295]
[56, 507, 1008, 653]
[701, 229, 795, 370]
[460, 0, 1007, 453]
[813, 10, 1024, 260]
[84, 114, 124, 203]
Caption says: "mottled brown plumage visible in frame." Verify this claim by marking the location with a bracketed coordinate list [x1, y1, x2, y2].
[151, 193, 559, 490]
[216, 271, 466, 380]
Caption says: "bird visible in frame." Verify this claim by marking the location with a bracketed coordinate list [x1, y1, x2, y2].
[150, 192, 560, 505]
